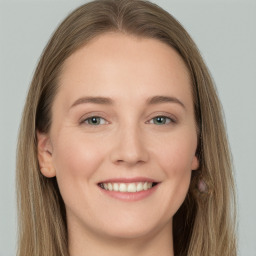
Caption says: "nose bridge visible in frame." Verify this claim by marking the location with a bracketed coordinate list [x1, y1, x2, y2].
[110, 119, 149, 165]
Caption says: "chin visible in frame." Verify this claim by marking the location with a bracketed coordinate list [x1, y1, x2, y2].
[101, 226, 158, 240]
[94, 213, 170, 241]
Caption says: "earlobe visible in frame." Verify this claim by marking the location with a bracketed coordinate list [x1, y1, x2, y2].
[37, 131, 56, 178]
[191, 155, 199, 171]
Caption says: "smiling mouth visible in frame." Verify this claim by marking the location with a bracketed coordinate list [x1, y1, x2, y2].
[98, 182, 158, 193]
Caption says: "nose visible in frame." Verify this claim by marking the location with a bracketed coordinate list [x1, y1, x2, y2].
[110, 125, 149, 167]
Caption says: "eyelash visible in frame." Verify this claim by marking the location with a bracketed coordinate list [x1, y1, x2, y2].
[80, 115, 176, 126]
[147, 116, 175, 125]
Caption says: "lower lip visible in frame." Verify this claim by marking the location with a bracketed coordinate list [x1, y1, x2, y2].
[99, 185, 159, 202]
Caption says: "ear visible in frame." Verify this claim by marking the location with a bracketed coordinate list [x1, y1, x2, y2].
[191, 155, 199, 171]
[37, 131, 56, 178]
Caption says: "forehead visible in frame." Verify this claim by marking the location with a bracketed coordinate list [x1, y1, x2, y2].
[56, 32, 192, 108]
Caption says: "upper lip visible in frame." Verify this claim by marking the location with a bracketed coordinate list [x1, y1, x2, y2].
[98, 177, 160, 184]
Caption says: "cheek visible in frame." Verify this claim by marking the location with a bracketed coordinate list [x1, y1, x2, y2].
[153, 133, 196, 213]
[155, 132, 197, 175]
[51, 132, 105, 194]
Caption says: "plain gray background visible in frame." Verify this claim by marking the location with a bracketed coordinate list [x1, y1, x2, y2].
[0, 0, 255, 255]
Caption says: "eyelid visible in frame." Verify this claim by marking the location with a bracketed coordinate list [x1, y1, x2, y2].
[148, 116, 174, 125]
[85, 116, 108, 125]
[79, 112, 110, 124]
[78, 112, 177, 125]
[146, 112, 177, 124]
[148, 118, 175, 126]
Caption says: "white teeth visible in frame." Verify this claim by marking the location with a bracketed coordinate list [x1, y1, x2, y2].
[127, 183, 137, 192]
[108, 183, 113, 191]
[143, 182, 148, 190]
[136, 183, 143, 192]
[119, 183, 127, 192]
[113, 183, 119, 191]
[101, 182, 154, 192]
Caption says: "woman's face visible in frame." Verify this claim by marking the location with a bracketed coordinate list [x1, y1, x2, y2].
[38, 32, 199, 241]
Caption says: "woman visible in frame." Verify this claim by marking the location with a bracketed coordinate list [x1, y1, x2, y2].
[16, 0, 237, 255]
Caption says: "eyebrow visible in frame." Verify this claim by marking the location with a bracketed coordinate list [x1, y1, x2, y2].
[70, 96, 114, 108]
[147, 96, 185, 109]
[70, 95, 185, 110]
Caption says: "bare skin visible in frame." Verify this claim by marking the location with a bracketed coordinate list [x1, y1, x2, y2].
[37, 32, 199, 256]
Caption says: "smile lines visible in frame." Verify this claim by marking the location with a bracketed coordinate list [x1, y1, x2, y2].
[99, 182, 157, 193]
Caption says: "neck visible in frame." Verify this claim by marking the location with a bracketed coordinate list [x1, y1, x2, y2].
[68, 221, 174, 256]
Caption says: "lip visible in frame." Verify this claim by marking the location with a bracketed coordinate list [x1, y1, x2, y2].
[98, 177, 159, 184]
[97, 177, 160, 202]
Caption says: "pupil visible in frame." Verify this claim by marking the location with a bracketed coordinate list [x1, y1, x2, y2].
[156, 117, 165, 124]
[91, 117, 99, 124]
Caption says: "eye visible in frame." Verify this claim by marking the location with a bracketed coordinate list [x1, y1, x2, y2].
[149, 116, 174, 125]
[82, 116, 108, 125]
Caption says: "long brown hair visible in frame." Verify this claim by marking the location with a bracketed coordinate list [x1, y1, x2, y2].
[16, 0, 237, 255]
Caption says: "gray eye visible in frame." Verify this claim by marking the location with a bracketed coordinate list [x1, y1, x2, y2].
[85, 117, 106, 125]
[151, 116, 171, 125]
